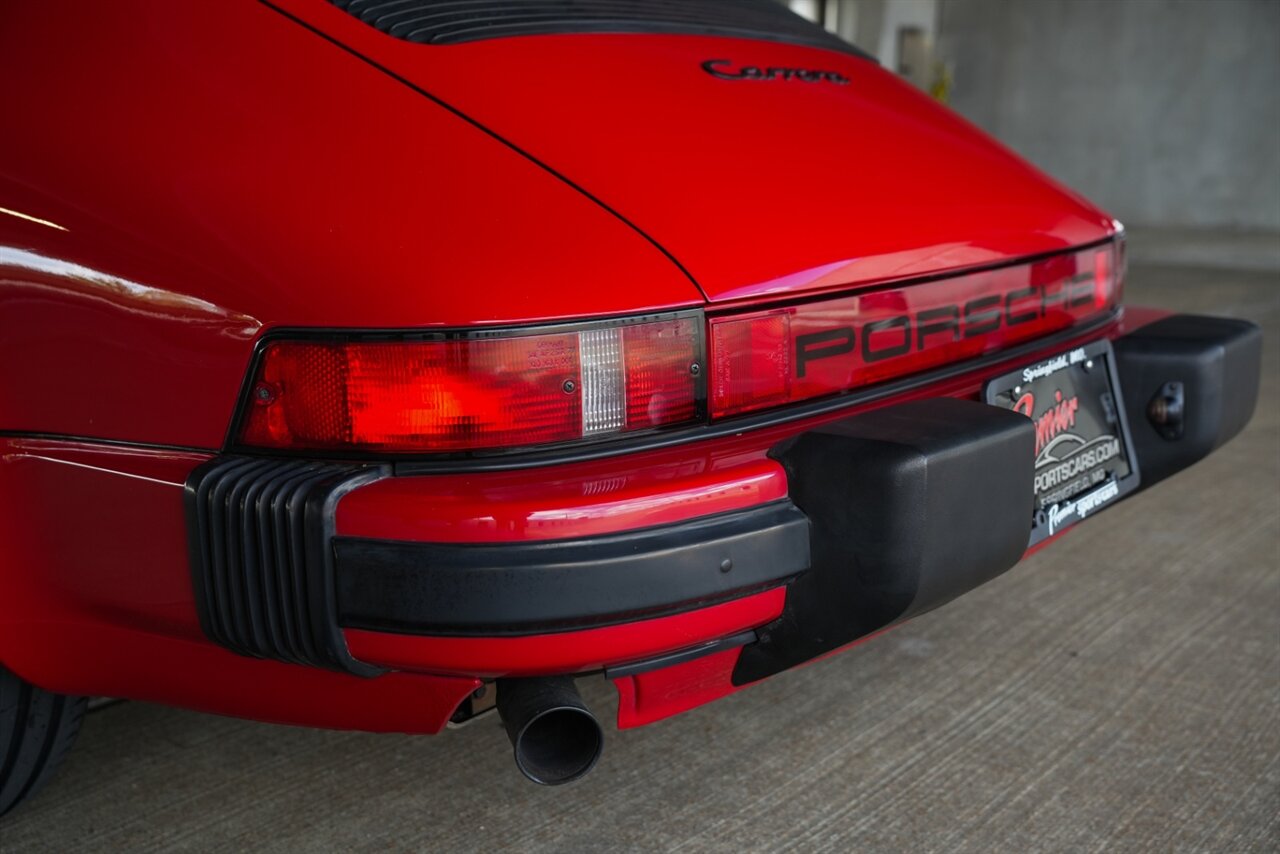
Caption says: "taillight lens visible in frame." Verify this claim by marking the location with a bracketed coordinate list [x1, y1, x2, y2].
[238, 242, 1123, 451]
[238, 315, 703, 453]
[709, 241, 1123, 419]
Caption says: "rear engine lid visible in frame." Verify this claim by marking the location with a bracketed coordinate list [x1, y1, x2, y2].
[276, 0, 1118, 304]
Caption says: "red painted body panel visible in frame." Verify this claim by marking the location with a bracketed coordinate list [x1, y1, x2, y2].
[336, 458, 787, 542]
[0, 1, 1119, 447]
[611, 623, 893, 729]
[0, 436, 479, 732]
[614, 646, 746, 729]
[8, 620, 479, 736]
[0, 3, 1161, 737]
[0, 2, 698, 447]
[276, 0, 1117, 303]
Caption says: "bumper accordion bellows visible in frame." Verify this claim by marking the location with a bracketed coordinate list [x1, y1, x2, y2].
[184, 456, 387, 675]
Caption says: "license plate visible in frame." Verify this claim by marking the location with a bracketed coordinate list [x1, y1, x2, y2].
[986, 339, 1141, 545]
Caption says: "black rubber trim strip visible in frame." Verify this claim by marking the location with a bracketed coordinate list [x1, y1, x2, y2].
[0, 430, 211, 454]
[259, 0, 702, 294]
[333, 500, 810, 636]
[605, 630, 758, 680]
[308, 468, 385, 669]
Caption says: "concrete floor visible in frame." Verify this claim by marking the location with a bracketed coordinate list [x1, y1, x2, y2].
[2, 258, 1277, 853]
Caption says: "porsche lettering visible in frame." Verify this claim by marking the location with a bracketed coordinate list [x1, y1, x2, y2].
[793, 273, 1097, 375]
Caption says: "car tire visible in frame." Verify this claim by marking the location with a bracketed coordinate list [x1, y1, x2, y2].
[0, 665, 86, 817]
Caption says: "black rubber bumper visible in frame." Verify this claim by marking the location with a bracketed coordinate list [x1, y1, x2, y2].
[188, 313, 1260, 678]
[1113, 314, 1262, 490]
[327, 397, 1035, 661]
[733, 397, 1035, 684]
[333, 502, 811, 636]
[732, 312, 1262, 684]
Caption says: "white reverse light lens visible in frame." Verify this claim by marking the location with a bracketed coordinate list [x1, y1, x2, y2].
[579, 327, 625, 435]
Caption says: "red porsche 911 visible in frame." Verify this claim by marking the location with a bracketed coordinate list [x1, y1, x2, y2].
[0, 0, 1260, 807]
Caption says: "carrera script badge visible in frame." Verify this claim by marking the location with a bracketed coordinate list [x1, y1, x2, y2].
[701, 59, 849, 84]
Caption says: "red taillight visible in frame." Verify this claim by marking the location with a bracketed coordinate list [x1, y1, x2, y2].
[238, 242, 1123, 451]
[709, 241, 1123, 419]
[239, 315, 703, 453]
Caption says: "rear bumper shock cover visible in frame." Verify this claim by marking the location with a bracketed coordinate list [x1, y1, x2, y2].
[733, 397, 1034, 684]
[1113, 314, 1261, 490]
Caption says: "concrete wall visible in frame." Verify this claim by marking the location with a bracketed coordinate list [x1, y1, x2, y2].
[874, 0, 939, 79]
[936, 0, 1280, 231]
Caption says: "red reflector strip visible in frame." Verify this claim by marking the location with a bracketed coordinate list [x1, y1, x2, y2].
[709, 242, 1123, 419]
[622, 319, 701, 429]
[709, 310, 793, 417]
[239, 315, 702, 453]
